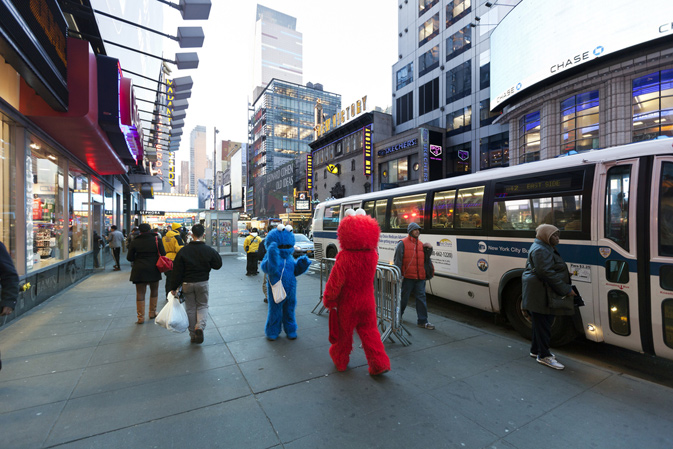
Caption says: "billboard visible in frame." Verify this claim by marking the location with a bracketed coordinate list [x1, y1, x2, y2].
[231, 149, 243, 209]
[490, 0, 673, 110]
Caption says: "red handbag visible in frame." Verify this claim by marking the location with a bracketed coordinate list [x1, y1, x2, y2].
[155, 237, 173, 273]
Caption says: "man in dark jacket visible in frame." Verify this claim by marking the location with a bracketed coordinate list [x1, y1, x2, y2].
[170, 224, 222, 343]
[0, 240, 19, 371]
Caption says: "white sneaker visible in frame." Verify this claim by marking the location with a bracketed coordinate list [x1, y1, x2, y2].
[530, 352, 555, 358]
[537, 356, 564, 370]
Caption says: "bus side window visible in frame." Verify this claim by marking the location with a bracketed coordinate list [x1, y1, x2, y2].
[363, 201, 376, 219]
[432, 190, 455, 229]
[455, 186, 484, 229]
[605, 166, 631, 251]
[375, 199, 388, 229]
[658, 162, 673, 257]
[323, 205, 341, 230]
[391, 194, 426, 229]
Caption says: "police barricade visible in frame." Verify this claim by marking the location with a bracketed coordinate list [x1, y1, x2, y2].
[313, 258, 411, 346]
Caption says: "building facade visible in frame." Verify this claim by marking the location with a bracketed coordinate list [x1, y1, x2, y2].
[189, 125, 208, 194]
[393, 0, 517, 176]
[251, 5, 303, 99]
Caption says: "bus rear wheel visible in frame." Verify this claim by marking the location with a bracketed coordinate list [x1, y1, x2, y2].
[503, 280, 578, 347]
[326, 246, 337, 259]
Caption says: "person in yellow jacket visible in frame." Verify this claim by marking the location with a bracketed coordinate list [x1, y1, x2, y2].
[163, 222, 185, 298]
[243, 228, 262, 276]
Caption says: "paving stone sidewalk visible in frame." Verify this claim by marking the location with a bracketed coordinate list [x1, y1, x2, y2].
[1, 253, 672, 448]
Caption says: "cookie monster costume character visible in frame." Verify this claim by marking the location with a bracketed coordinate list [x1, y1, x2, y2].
[322, 208, 390, 376]
[261, 224, 311, 340]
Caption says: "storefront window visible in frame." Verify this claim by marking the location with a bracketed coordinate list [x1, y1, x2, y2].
[28, 138, 65, 272]
[519, 111, 541, 163]
[69, 166, 90, 256]
[0, 113, 15, 263]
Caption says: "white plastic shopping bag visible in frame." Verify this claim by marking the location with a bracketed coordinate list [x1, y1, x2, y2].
[271, 261, 286, 304]
[155, 292, 188, 333]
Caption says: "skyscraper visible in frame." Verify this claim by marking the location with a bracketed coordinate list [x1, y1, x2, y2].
[189, 125, 207, 194]
[251, 4, 303, 99]
[180, 160, 190, 194]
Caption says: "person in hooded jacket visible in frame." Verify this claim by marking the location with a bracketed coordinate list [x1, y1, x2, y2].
[393, 222, 435, 330]
[127, 223, 166, 324]
[522, 224, 577, 370]
[162, 222, 184, 298]
[243, 228, 262, 276]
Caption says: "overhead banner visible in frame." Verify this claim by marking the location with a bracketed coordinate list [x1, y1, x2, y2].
[306, 154, 313, 190]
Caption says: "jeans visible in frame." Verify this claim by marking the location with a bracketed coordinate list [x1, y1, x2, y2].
[182, 281, 209, 336]
[400, 278, 428, 325]
[111, 247, 121, 267]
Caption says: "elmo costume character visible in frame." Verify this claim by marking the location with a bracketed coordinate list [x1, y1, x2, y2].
[322, 208, 390, 376]
[261, 224, 311, 340]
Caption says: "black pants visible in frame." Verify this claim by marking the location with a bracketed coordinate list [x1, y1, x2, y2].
[246, 253, 258, 274]
[112, 247, 121, 268]
[164, 270, 173, 296]
[93, 248, 100, 267]
[530, 312, 554, 358]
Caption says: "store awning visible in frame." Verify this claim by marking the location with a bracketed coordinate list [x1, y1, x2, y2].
[19, 38, 127, 175]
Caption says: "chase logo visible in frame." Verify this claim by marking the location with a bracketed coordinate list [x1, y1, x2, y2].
[437, 238, 453, 248]
[593, 46, 604, 56]
[516, 83, 522, 91]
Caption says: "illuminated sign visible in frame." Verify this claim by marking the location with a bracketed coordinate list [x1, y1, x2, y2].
[139, 210, 165, 216]
[491, 0, 673, 110]
[119, 77, 143, 163]
[295, 191, 311, 212]
[166, 78, 174, 119]
[421, 129, 429, 182]
[327, 164, 339, 174]
[316, 96, 367, 138]
[169, 152, 176, 187]
[307, 154, 313, 190]
[377, 138, 418, 157]
[363, 125, 372, 176]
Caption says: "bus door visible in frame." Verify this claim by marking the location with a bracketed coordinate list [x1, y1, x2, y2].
[595, 159, 643, 353]
[649, 157, 673, 359]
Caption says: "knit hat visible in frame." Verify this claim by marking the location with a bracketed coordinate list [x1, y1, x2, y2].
[171, 223, 182, 231]
[407, 222, 421, 234]
[536, 224, 560, 245]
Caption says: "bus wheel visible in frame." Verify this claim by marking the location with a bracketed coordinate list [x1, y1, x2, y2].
[504, 281, 532, 340]
[326, 246, 337, 259]
[504, 280, 578, 346]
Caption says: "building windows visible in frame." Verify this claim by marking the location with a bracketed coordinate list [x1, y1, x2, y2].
[396, 91, 414, 125]
[446, 106, 472, 135]
[480, 132, 509, 170]
[68, 166, 90, 257]
[479, 99, 501, 126]
[418, 0, 439, 17]
[419, 45, 439, 78]
[632, 69, 673, 142]
[446, 60, 471, 104]
[561, 90, 599, 154]
[419, 78, 440, 116]
[351, 159, 356, 171]
[446, 0, 471, 28]
[479, 50, 490, 90]
[446, 26, 471, 62]
[519, 111, 541, 163]
[0, 114, 15, 262]
[419, 13, 439, 47]
[447, 142, 471, 175]
[380, 156, 411, 185]
[396, 62, 414, 90]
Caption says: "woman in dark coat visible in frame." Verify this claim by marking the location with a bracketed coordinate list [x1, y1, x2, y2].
[522, 224, 576, 370]
[127, 223, 166, 324]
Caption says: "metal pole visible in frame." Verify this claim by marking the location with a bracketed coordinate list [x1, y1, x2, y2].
[213, 127, 219, 210]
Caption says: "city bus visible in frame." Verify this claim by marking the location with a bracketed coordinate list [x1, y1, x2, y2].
[311, 138, 673, 360]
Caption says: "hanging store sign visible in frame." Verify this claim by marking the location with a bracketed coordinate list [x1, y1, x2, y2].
[169, 152, 176, 187]
[316, 95, 367, 138]
[307, 154, 313, 190]
[363, 124, 372, 176]
[295, 191, 311, 212]
[138, 210, 165, 216]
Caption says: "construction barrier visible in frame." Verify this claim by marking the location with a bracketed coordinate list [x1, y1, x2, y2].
[313, 258, 411, 346]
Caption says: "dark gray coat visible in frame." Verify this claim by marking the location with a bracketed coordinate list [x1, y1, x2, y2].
[521, 238, 574, 316]
[127, 233, 166, 284]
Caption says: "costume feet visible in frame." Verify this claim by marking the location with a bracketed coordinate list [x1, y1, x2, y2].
[369, 365, 391, 376]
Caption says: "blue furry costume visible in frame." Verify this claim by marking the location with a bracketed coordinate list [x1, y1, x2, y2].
[260, 225, 311, 340]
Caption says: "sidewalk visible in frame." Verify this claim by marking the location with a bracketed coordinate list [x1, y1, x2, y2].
[1, 252, 672, 448]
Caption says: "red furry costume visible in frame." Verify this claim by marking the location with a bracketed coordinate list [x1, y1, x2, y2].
[322, 209, 390, 375]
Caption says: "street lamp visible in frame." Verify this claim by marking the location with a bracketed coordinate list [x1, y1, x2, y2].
[213, 127, 219, 210]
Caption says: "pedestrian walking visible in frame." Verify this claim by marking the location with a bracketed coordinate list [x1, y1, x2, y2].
[169, 224, 223, 344]
[522, 224, 577, 370]
[243, 228, 262, 276]
[162, 223, 184, 299]
[106, 225, 124, 271]
[0, 240, 19, 371]
[393, 222, 435, 330]
[92, 230, 103, 268]
[126, 223, 166, 324]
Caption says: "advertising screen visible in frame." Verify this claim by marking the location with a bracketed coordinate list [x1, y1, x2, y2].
[490, 0, 673, 110]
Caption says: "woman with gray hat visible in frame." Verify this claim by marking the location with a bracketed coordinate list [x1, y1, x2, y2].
[522, 224, 576, 370]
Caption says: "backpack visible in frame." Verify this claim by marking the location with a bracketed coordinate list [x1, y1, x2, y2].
[423, 245, 435, 280]
[257, 238, 266, 259]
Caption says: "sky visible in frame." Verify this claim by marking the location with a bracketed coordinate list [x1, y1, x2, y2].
[163, 1, 399, 163]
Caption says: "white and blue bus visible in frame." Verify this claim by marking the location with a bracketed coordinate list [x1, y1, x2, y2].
[311, 138, 673, 359]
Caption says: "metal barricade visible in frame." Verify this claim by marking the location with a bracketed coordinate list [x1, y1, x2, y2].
[313, 258, 411, 346]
